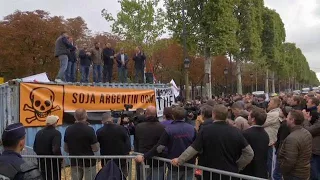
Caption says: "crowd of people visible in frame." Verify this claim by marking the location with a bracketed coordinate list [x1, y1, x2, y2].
[54, 32, 146, 83]
[0, 91, 319, 180]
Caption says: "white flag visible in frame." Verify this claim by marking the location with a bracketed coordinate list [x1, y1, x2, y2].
[170, 79, 180, 97]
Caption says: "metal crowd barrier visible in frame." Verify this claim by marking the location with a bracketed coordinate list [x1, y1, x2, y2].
[21, 154, 267, 180]
[22, 155, 144, 180]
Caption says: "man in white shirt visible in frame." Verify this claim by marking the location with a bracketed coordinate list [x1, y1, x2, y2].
[116, 48, 129, 83]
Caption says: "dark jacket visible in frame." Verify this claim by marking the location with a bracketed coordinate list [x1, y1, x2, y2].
[97, 123, 130, 156]
[306, 106, 318, 124]
[33, 126, 62, 156]
[241, 126, 269, 178]
[278, 126, 312, 179]
[304, 119, 320, 156]
[68, 48, 77, 62]
[133, 52, 146, 69]
[134, 116, 165, 166]
[103, 48, 115, 65]
[275, 120, 291, 153]
[291, 105, 303, 110]
[145, 120, 196, 171]
[199, 118, 212, 131]
[0, 150, 42, 180]
[116, 54, 129, 69]
[79, 49, 91, 66]
[96, 123, 130, 167]
[54, 35, 75, 57]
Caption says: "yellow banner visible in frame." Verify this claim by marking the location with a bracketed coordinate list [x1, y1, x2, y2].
[0, 77, 4, 84]
[20, 83, 155, 127]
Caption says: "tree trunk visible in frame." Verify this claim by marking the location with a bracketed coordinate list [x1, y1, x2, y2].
[204, 48, 212, 98]
[265, 69, 269, 93]
[236, 59, 242, 94]
[229, 54, 233, 94]
[271, 71, 275, 93]
[255, 69, 258, 91]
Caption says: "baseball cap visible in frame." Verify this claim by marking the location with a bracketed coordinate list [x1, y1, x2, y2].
[46, 115, 59, 125]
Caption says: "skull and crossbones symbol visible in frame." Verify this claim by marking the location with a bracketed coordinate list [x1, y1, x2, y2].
[23, 87, 61, 124]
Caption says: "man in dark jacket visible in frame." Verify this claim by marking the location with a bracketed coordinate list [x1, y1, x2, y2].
[134, 106, 165, 180]
[278, 110, 312, 180]
[54, 31, 76, 82]
[116, 48, 129, 83]
[79, 45, 91, 83]
[96, 112, 130, 176]
[172, 105, 254, 180]
[303, 108, 320, 180]
[34, 115, 62, 180]
[133, 46, 146, 83]
[306, 97, 319, 125]
[291, 96, 303, 110]
[136, 106, 196, 180]
[102, 43, 115, 83]
[198, 105, 213, 130]
[241, 107, 269, 178]
[66, 37, 77, 82]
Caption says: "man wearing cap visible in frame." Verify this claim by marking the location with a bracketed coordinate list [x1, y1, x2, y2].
[96, 112, 130, 175]
[0, 123, 42, 179]
[34, 115, 62, 180]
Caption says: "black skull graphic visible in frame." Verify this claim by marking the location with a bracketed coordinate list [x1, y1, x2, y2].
[23, 87, 61, 123]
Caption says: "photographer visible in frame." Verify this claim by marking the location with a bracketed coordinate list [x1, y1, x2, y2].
[119, 114, 135, 151]
[184, 101, 200, 126]
[132, 108, 145, 125]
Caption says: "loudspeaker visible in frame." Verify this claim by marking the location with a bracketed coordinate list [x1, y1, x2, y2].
[145, 73, 154, 84]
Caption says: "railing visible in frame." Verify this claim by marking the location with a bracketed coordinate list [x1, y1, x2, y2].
[21, 154, 267, 180]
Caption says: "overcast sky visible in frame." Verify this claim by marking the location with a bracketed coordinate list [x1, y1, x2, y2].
[1, 0, 320, 77]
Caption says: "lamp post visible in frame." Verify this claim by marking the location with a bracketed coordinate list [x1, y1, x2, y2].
[250, 73, 254, 93]
[184, 58, 190, 101]
[182, 0, 190, 101]
[224, 68, 228, 94]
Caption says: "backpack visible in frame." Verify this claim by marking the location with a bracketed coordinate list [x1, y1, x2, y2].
[95, 160, 125, 180]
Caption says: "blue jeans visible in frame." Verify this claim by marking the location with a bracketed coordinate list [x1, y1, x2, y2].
[273, 154, 282, 180]
[311, 154, 320, 180]
[167, 169, 193, 180]
[56, 55, 68, 81]
[66, 61, 77, 82]
[146, 166, 165, 180]
[267, 146, 275, 178]
[135, 67, 144, 83]
[93, 64, 102, 83]
[118, 67, 127, 83]
[81, 65, 90, 83]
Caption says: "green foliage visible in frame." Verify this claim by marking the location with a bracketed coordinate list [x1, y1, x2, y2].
[165, 0, 239, 56]
[102, 0, 165, 46]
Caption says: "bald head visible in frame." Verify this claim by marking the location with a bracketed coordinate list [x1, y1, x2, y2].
[74, 109, 87, 122]
[145, 106, 157, 117]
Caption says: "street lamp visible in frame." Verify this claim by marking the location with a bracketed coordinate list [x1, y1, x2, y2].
[224, 68, 228, 94]
[250, 73, 254, 93]
[182, 0, 190, 101]
[184, 58, 190, 101]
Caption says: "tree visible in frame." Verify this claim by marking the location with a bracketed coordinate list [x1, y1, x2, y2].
[261, 7, 286, 93]
[234, 0, 263, 94]
[165, 0, 239, 98]
[102, 0, 165, 51]
[0, 10, 89, 80]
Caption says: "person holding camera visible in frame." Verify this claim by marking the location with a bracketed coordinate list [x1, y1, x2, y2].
[102, 43, 115, 83]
